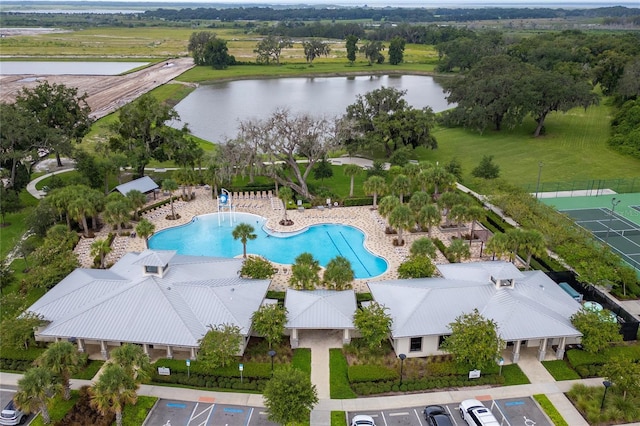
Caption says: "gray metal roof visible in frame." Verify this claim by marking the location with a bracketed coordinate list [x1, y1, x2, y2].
[133, 250, 176, 267]
[112, 176, 158, 196]
[26, 251, 270, 348]
[368, 261, 581, 341]
[285, 289, 356, 329]
[437, 261, 524, 282]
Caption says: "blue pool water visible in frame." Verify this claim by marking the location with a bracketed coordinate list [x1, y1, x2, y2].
[148, 212, 388, 279]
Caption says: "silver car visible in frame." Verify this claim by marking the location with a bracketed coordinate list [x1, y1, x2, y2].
[0, 399, 26, 426]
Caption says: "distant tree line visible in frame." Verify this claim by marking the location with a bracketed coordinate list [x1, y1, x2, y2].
[142, 6, 640, 24]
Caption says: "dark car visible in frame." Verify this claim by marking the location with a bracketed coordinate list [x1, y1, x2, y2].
[423, 405, 453, 426]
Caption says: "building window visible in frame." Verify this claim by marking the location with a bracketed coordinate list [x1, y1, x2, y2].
[410, 337, 422, 352]
[145, 265, 159, 274]
[438, 335, 449, 349]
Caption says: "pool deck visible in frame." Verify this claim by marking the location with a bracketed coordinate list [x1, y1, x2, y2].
[77, 186, 495, 292]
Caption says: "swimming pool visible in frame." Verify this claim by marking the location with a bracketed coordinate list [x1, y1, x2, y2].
[148, 212, 388, 279]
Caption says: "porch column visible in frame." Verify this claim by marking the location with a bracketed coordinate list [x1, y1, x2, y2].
[142, 344, 149, 356]
[511, 340, 521, 363]
[100, 341, 108, 360]
[290, 329, 299, 349]
[538, 338, 548, 361]
[166, 346, 174, 359]
[190, 347, 197, 360]
[556, 337, 566, 360]
[55, 337, 61, 343]
[77, 339, 85, 353]
[343, 329, 351, 345]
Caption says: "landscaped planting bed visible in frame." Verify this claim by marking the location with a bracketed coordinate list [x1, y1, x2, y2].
[566, 345, 640, 378]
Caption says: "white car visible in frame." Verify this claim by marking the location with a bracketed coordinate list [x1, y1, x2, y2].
[0, 400, 26, 426]
[458, 399, 500, 426]
[351, 414, 376, 426]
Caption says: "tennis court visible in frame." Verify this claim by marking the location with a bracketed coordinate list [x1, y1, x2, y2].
[542, 193, 640, 272]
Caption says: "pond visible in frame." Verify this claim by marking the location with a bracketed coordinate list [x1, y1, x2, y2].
[172, 74, 452, 143]
[0, 61, 149, 76]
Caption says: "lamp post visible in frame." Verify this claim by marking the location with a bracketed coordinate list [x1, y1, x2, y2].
[398, 353, 406, 386]
[605, 198, 621, 244]
[535, 162, 544, 199]
[268, 350, 276, 377]
[601, 380, 612, 411]
[186, 359, 190, 379]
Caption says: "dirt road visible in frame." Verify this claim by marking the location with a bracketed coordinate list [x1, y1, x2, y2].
[0, 57, 194, 119]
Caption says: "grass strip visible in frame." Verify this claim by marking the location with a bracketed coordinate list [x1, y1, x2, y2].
[121, 396, 158, 426]
[293, 347, 312, 377]
[541, 360, 581, 381]
[332, 411, 347, 426]
[502, 363, 530, 386]
[329, 348, 357, 399]
[533, 394, 569, 426]
[29, 391, 79, 426]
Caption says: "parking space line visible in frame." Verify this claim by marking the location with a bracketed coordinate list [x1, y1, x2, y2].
[388, 411, 410, 416]
[380, 411, 388, 426]
[413, 408, 424, 426]
[188, 402, 215, 426]
[244, 407, 254, 426]
[445, 405, 460, 425]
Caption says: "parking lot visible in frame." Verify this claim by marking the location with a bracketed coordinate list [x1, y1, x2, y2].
[144, 398, 278, 426]
[348, 397, 551, 426]
[0, 387, 34, 425]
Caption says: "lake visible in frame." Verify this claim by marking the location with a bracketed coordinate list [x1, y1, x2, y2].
[0, 61, 149, 76]
[172, 74, 452, 143]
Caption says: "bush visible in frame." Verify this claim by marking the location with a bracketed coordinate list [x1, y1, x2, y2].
[0, 346, 45, 371]
[343, 197, 373, 207]
[348, 364, 398, 383]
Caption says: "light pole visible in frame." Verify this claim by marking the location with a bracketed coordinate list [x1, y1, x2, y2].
[186, 359, 190, 379]
[605, 198, 621, 244]
[535, 162, 544, 199]
[268, 350, 276, 377]
[601, 380, 612, 411]
[398, 353, 406, 386]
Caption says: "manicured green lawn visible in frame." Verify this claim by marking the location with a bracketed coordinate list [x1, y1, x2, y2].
[332, 411, 347, 426]
[29, 391, 79, 426]
[542, 360, 581, 381]
[121, 396, 158, 426]
[329, 349, 357, 399]
[502, 364, 530, 386]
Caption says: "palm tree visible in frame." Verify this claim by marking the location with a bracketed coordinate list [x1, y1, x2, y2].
[408, 191, 430, 214]
[91, 363, 137, 426]
[126, 190, 147, 221]
[135, 219, 155, 249]
[14, 366, 62, 424]
[416, 204, 441, 237]
[104, 199, 131, 235]
[363, 176, 387, 210]
[392, 174, 411, 203]
[427, 164, 456, 197]
[290, 252, 321, 290]
[438, 191, 462, 226]
[447, 238, 471, 263]
[161, 179, 179, 219]
[505, 228, 526, 263]
[466, 205, 486, 245]
[91, 238, 112, 269]
[388, 204, 413, 246]
[410, 237, 437, 260]
[520, 229, 547, 270]
[69, 194, 95, 237]
[110, 343, 151, 383]
[486, 232, 510, 261]
[36, 341, 80, 400]
[278, 186, 293, 224]
[323, 256, 355, 290]
[378, 195, 400, 219]
[343, 164, 361, 198]
[232, 223, 257, 258]
[449, 204, 468, 239]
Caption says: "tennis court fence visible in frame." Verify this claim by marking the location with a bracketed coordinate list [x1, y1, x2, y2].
[522, 177, 640, 196]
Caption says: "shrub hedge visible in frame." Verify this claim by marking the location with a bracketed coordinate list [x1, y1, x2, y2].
[0, 346, 45, 372]
[343, 197, 373, 207]
[533, 394, 569, 426]
[348, 365, 398, 383]
[566, 345, 640, 378]
[351, 374, 504, 396]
